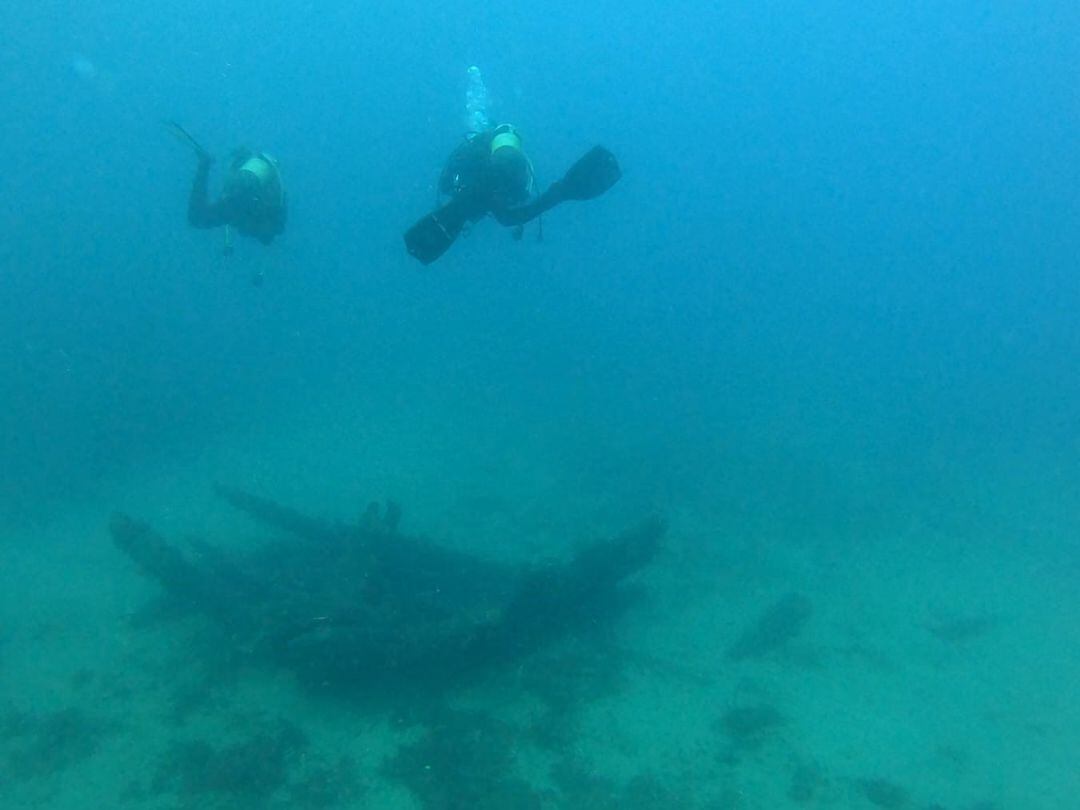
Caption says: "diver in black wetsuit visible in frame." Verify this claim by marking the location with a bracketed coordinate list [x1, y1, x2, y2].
[404, 123, 622, 265]
[188, 148, 287, 246]
[169, 122, 287, 250]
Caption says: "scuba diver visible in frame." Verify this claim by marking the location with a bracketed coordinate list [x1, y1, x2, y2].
[167, 122, 287, 254]
[404, 69, 622, 265]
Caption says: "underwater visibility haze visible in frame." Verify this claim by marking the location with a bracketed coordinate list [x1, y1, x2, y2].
[1, 1, 1078, 808]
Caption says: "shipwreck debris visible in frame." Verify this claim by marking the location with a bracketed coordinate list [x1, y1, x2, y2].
[111, 487, 664, 692]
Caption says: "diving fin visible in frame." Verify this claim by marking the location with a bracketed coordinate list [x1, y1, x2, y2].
[558, 146, 621, 201]
[404, 196, 474, 265]
[165, 120, 211, 162]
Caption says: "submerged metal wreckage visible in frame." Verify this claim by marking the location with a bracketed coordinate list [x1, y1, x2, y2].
[111, 486, 664, 690]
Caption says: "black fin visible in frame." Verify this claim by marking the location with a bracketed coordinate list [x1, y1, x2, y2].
[559, 146, 621, 201]
[404, 196, 473, 265]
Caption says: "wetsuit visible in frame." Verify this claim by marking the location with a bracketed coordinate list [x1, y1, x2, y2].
[405, 130, 620, 265]
[188, 155, 287, 245]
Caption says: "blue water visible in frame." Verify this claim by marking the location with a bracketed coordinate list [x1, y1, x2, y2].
[1, 2, 1078, 808]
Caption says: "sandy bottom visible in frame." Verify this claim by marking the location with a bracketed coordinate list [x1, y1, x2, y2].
[2, 396, 1077, 810]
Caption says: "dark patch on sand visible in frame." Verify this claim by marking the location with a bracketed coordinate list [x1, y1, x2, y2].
[727, 593, 813, 661]
[926, 614, 998, 643]
[0, 705, 114, 782]
[384, 707, 542, 810]
[148, 715, 361, 809]
[551, 758, 695, 810]
[858, 776, 909, 808]
[716, 704, 785, 751]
